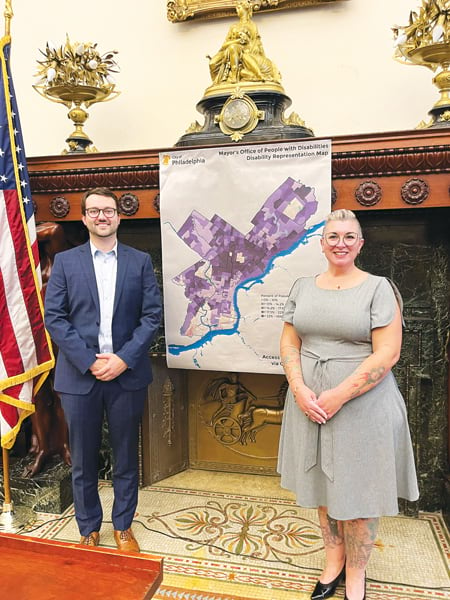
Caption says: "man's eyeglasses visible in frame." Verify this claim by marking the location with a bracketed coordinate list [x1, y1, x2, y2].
[85, 207, 117, 218]
[323, 232, 361, 247]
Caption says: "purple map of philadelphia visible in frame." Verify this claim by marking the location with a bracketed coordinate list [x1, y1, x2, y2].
[172, 176, 318, 341]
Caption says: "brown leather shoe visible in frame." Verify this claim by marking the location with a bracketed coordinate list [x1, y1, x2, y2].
[79, 531, 100, 546]
[114, 528, 140, 553]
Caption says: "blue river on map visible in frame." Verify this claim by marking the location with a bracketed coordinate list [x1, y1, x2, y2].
[168, 220, 324, 356]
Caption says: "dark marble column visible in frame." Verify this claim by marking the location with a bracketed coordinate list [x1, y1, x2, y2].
[357, 208, 450, 515]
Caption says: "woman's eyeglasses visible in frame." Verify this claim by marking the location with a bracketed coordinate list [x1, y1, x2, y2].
[323, 232, 360, 247]
[85, 207, 117, 218]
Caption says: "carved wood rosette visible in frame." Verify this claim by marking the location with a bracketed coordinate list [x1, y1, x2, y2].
[153, 193, 160, 214]
[118, 192, 140, 216]
[331, 184, 337, 205]
[400, 178, 430, 205]
[355, 180, 382, 207]
[49, 196, 71, 218]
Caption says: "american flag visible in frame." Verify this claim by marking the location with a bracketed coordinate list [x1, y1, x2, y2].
[0, 35, 54, 450]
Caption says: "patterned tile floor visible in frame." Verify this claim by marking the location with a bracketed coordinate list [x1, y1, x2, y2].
[19, 471, 450, 599]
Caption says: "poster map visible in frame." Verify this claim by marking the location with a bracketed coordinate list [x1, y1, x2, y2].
[159, 139, 331, 373]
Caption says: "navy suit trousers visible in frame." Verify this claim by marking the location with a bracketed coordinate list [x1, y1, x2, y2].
[61, 379, 146, 535]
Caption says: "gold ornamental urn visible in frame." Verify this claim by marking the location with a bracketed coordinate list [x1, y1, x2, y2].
[393, 0, 450, 128]
[34, 36, 120, 153]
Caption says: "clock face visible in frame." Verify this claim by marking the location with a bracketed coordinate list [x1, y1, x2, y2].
[222, 99, 252, 129]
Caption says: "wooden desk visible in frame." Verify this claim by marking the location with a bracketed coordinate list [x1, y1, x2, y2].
[0, 532, 163, 599]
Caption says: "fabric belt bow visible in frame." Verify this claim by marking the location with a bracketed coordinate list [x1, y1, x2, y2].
[301, 348, 364, 482]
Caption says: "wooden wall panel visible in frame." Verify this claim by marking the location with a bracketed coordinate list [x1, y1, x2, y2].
[28, 129, 449, 221]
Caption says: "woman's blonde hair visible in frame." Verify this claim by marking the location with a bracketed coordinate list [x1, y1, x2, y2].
[325, 209, 363, 237]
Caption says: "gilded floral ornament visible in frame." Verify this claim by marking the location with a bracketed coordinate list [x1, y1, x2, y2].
[35, 35, 119, 91]
[282, 111, 306, 127]
[33, 35, 120, 153]
[185, 120, 204, 134]
[392, 0, 450, 128]
[167, 0, 194, 22]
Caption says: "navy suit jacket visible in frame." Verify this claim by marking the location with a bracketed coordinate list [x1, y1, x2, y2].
[44, 241, 162, 394]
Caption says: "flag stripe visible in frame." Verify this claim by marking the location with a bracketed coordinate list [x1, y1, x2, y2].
[0, 266, 26, 385]
[3, 189, 50, 367]
[0, 347, 20, 427]
[1, 192, 38, 377]
[0, 35, 54, 449]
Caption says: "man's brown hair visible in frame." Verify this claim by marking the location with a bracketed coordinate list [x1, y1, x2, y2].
[81, 187, 119, 215]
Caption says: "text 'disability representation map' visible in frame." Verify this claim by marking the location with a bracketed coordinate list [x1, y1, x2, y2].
[159, 140, 331, 373]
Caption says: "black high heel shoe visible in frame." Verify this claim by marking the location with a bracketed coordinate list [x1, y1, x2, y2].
[311, 564, 345, 600]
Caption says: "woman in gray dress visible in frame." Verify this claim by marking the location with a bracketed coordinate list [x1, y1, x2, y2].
[278, 209, 418, 600]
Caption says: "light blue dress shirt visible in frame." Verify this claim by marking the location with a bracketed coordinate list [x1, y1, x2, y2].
[90, 241, 117, 353]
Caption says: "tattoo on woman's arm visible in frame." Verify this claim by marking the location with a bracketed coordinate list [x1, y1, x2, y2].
[280, 354, 297, 367]
[350, 367, 385, 398]
[280, 346, 303, 386]
[280, 346, 299, 365]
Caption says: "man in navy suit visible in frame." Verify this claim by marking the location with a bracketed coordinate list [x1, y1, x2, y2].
[45, 187, 161, 552]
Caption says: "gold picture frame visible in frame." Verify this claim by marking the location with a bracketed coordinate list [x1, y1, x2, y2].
[167, 0, 341, 23]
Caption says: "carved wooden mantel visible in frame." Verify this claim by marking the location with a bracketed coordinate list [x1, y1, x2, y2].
[28, 128, 450, 222]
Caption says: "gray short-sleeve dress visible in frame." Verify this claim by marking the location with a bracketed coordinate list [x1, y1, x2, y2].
[277, 274, 419, 520]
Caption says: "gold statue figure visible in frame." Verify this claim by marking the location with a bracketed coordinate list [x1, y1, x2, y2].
[207, 0, 282, 89]
[177, 0, 313, 144]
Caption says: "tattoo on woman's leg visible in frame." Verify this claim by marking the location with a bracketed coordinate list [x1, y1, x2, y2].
[344, 518, 379, 569]
[321, 514, 344, 548]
